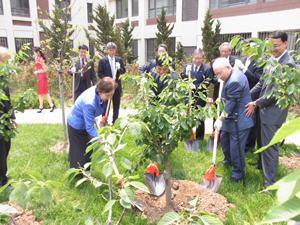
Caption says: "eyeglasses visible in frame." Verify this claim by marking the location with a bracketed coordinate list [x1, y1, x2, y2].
[193, 57, 203, 61]
[274, 42, 284, 49]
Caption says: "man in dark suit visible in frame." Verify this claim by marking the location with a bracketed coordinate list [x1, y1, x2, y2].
[0, 47, 17, 187]
[139, 44, 175, 76]
[70, 45, 97, 101]
[244, 30, 295, 190]
[98, 42, 126, 124]
[213, 58, 254, 183]
[180, 49, 212, 140]
[235, 41, 264, 152]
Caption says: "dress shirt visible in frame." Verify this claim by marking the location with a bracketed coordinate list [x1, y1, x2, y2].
[108, 55, 115, 77]
[80, 57, 86, 77]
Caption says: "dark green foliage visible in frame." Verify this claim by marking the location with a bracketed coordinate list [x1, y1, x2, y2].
[121, 18, 136, 64]
[175, 41, 185, 62]
[37, 4, 74, 62]
[155, 7, 175, 57]
[201, 9, 222, 62]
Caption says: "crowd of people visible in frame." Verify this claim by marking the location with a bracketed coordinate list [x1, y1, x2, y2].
[0, 30, 295, 195]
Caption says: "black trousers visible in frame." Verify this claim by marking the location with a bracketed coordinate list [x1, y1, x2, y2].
[74, 79, 88, 101]
[68, 124, 92, 169]
[102, 89, 121, 124]
[0, 137, 11, 185]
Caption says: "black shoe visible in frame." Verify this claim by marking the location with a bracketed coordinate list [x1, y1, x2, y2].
[50, 104, 55, 112]
[255, 164, 262, 170]
[37, 108, 43, 113]
[230, 177, 242, 183]
[218, 161, 230, 166]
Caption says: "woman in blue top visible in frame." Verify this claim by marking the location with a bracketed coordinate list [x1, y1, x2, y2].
[67, 77, 117, 169]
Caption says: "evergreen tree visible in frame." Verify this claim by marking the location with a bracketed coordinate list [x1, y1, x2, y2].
[84, 4, 115, 57]
[121, 18, 136, 64]
[201, 9, 222, 62]
[175, 41, 185, 62]
[155, 7, 175, 57]
[113, 26, 128, 63]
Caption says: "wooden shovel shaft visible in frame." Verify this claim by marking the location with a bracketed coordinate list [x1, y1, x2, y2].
[72, 72, 75, 104]
[188, 70, 192, 114]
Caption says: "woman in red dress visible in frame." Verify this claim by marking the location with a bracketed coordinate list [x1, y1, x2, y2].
[33, 47, 55, 113]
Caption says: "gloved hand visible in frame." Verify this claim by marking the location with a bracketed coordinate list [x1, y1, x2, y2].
[100, 116, 108, 124]
[186, 65, 192, 72]
[139, 77, 147, 86]
[218, 78, 223, 83]
[235, 59, 244, 70]
[214, 118, 223, 132]
[71, 67, 76, 73]
[190, 82, 196, 90]
[116, 62, 120, 70]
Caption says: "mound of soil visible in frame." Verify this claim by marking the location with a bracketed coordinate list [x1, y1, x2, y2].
[134, 179, 235, 223]
[50, 141, 69, 154]
[4, 203, 40, 225]
[279, 153, 300, 172]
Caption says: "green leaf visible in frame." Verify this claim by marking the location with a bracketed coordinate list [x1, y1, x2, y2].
[75, 178, 88, 187]
[130, 181, 150, 193]
[129, 122, 142, 138]
[102, 200, 117, 214]
[107, 133, 116, 145]
[120, 157, 132, 169]
[188, 194, 199, 208]
[120, 199, 131, 209]
[9, 182, 28, 209]
[0, 205, 19, 213]
[286, 84, 294, 95]
[120, 187, 134, 204]
[103, 162, 113, 178]
[84, 162, 92, 169]
[84, 196, 95, 211]
[260, 196, 300, 224]
[73, 217, 81, 225]
[200, 215, 223, 225]
[120, 119, 128, 129]
[85, 215, 94, 225]
[113, 143, 127, 154]
[39, 186, 52, 207]
[255, 117, 300, 153]
[44, 180, 62, 188]
[158, 212, 180, 225]
[92, 180, 102, 188]
[74, 204, 83, 214]
[63, 168, 80, 182]
[95, 154, 107, 163]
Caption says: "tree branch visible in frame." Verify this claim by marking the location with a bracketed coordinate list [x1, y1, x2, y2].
[106, 176, 113, 225]
[116, 208, 126, 225]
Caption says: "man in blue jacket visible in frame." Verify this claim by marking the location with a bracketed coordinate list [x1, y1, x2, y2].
[213, 58, 254, 183]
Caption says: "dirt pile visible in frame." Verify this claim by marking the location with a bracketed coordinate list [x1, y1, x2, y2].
[279, 153, 300, 172]
[134, 179, 235, 223]
[5, 203, 40, 225]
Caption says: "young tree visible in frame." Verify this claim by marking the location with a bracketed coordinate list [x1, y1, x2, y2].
[84, 4, 115, 57]
[121, 18, 136, 64]
[175, 41, 185, 62]
[37, 3, 77, 142]
[201, 9, 222, 62]
[155, 7, 175, 57]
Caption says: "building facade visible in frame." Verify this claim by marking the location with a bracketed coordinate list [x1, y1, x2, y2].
[0, 0, 299, 65]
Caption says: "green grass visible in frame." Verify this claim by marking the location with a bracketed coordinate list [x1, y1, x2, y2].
[1, 124, 300, 224]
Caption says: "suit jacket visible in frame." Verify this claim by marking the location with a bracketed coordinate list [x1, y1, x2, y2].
[69, 57, 97, 91]
[0, 77, 16, 141]
[240, 56, 263, 90]
[250, 52, 295, 126]
[150, 70, 178, 97]
[211, 55, 238, 101]
[67, 86, 107, 140]
[98, 56, 125, 94]
[221, 68, 254, 132]
[139, 59, 176, 77]
[180, 63, 213, 106]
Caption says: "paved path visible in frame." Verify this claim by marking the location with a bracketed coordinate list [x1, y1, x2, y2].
[15, 108, 300, 146]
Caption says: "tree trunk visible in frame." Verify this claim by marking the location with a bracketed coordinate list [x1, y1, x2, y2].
[58, 71, 67, 142]
[164, 155, 172, 208]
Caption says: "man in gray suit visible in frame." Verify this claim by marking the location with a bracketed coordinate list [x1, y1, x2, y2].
[70, 45, 97, 101]
[244, 30, 295, 190]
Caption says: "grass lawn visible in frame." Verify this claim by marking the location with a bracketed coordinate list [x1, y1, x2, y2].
[1, 123, 299, 224]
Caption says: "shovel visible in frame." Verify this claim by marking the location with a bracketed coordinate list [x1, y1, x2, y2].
[144, 163, 165, 196]
[99, 67, 117, 128]
[206, 79, 224, 151]
[184, 69, 199, 152]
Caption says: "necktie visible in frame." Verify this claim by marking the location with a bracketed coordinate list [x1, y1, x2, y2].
[110, 58, 114, 78]
[81, 58, 86, 80]
[194, 66, 197, 78]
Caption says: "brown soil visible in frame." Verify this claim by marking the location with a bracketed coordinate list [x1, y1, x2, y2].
[49, 141, 69, 154]
[4, 203, 41, 225]
[134, 179, 235, 223]
[279, 153, 300, 172]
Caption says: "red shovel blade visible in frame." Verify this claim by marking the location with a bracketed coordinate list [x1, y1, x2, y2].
[203, 165, 215, 181]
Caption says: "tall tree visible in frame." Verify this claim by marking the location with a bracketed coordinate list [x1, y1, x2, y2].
[84, 4, 115, 57]
[175, 41, 185, 62]
[201, 9, 222, 62]
[121, 18, 136, 64]
[155, 7, 175, 57]
[37, 3, 77, 142]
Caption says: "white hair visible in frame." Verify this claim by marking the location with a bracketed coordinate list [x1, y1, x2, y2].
[213, 58, 231, 69]
[219, 42, 232, 51]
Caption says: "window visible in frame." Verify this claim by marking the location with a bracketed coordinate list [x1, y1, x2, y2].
[87, 3, 93, 23]
[183, 46, 197, 57]
[132, 0, 138, 16]
[209, 0, 257, 10]
[149, 0, 176, 19]
[55, 0, 71, 21]
[15, 38, 33, 60]
[220, 32, 252, 57]
[264, 0, 278, 2]
[0, 0, 3, 15]
[146, 38, 176, 62]
[89, 42, 95, 58]
[116, 0, 128, 19]
[0, 37, 8, 48]
[11, 0, 30, 17]
[182, 0, 198, 22]
[132, 39, 138, 60]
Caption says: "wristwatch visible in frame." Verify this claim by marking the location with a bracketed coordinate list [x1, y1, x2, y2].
[253, 101, 257, 108]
